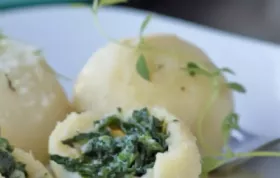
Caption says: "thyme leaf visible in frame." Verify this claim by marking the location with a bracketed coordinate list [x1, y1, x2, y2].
[227, 82, 246, 93]
[136, 54, 150, 81]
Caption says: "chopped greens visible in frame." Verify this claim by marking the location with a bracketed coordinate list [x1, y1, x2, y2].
[51, 108, 169, 178]
[0, 137, 28, 178]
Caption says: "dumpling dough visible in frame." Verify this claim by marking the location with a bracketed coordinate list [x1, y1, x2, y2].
[5, 148, 53, 178]
[73, 34, 234, 156]
[0, 37, 71, 163]
[49, 107, 202, 178]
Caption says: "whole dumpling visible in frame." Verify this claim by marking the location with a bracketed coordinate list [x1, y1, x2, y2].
[0, 37, 72, 163]
[73, 34, 234, 156]
[49, 107, 202, 178]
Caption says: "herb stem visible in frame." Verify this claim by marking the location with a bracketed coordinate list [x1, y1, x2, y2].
[92, 11, 117, 43]
[208, 151, 280, 172]
[92, 7, 195, 67]
[91, 5, 187, 59]
[197, 74, 220, 153]
[235, 151, 280, 158]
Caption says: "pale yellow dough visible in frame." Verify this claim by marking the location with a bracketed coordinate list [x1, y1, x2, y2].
[0, 147, 53, 178]
[73, 34, 234, 156]
[0, 38, 71, 163]
[49, 107, 202, 178]
[8, 148, 53, 178]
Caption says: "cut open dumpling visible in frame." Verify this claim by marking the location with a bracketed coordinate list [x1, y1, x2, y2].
[0, 137, 53, 178]
[49, 107, 201, 178]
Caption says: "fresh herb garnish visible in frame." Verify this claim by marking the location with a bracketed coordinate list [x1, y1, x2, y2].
[184, 61, 280, 177]
[88, 1, 280, 177]
[0, 137, 28, 178]
[92, 0, 152, 81]
[184, 62, 246, 150]
[51, 108, 169, 177]
[135, 14, 153, 81]
[222, 112, 239, 145]
[227, 82, 246, 93]
[139, 14, 152, 42]
[92, 0, 128, 42]
[185, 62, 212, 77]
[136, 54, 150, 81]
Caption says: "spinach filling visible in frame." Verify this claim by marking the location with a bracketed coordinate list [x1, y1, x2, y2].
[0, 137, 28, 178]
[51, 108, 169, 178]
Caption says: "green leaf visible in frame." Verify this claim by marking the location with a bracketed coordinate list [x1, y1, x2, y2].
[213, 67, 235, 76]
[228, 82, 246, 93]
[185, 62, 212, 77]
[222, 112, 239, 144]
[0, 137, 13, 152]
[140, 14, 152, 37]
[220, 67, 235, 75]
[136, 54, 150, 81]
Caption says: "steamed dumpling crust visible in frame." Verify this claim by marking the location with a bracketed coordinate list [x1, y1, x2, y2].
[0, 137, 53, 178]
[0, 37, 71, 163]
[11, 148, 53, 178]
[73, 34, 234, 156]
[49, 107, 201, 178]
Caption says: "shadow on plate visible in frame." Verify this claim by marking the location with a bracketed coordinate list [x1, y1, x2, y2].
[209, 168, 262, 178]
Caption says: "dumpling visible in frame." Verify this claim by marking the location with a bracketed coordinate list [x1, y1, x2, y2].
[73, 34, 233, 156]
[0, 36, 72, 163]
[0, 137, 53, 178]
[49, 107, 201, 178]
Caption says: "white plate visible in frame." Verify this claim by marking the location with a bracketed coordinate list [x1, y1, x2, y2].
[0, 4, 280, 177]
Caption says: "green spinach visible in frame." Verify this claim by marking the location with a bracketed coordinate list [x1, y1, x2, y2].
[0, 137, 28, 178]
[51, 108, 169, 178]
